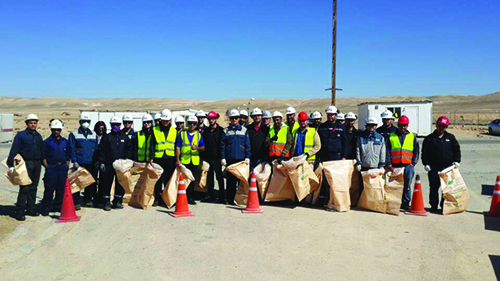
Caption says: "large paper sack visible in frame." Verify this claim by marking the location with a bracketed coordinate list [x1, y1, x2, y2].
[283, 157, 319, 201]
[384, 168, 405, 215]
[265, 162, 295, 202]
[439, 166, 469, 215]
[323, 160, 355, 212]
[2, 155, 32, 186]
[226, 161, 250, 205]
[305, 164, 324, 205]
[359, 169, 386, 213]
[195, 161, 210, 192]
[253, 162, 272, 199]
[129, 163, 163, 209]
[162, 165, 195, 208]
[114, 160, 146, 203]
[68, 167, 96, 194]
[350, 167, 361, 206]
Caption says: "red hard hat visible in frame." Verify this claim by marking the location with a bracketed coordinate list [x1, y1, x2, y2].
[298, 111, 309, 121]
[398, 115, 410, 125]
[437, 116, 450, 126]
[207, 111, 219, 118]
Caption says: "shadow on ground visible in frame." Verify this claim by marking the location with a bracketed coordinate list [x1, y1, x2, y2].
[467, 210, 500, 232]
[489, 255, 500, 280]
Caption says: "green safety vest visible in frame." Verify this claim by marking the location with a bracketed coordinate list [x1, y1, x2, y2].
[269, 124, 289, 157]
[137, 131, 152, 162]
[303, 128, 316, 161]
[153, 126, 177, 158]
[389, 132, 415, 165]
[180, 130, 201, 165]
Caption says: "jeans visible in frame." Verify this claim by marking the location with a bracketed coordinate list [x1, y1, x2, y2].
[401, 165, 415, 208]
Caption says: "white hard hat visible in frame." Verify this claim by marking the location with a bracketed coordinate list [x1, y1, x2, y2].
[110, 116, 122, 124]
[381, 110, 394, 119]
[273, 111, 284, 118]
[161, 109, 172, 121]
[251, 108, 262, 116]
[240, 110, 249, 117]
[175, 115, 185, 123]
[337, 113, 345, 120]
[195, 110, 207, 117]
[187, 115, 198, 123]
[79, 112, 91, 121]
[345, 112, 357, 120]
[262, 110, 272, 119]
[285, 106, 296, 115]
[154, 113, 162, 120]
[122, 114, 133, 122]
[325, 105, 338, 114]
[50, 119, 63, 129]
[25, 113, 38, 122]
[228, 109, 240, 118]
[310, 111, 322, 120]
[142, 114, 153, 122]
[365, 117, 378, 125]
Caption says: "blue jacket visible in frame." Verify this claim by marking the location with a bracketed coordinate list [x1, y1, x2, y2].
[220, 124, 251, 160]
[69, 128, 98, 165]
[42, 136, 71, 165]
[317, 121, 348, 161]
[7, 129, 44, 167]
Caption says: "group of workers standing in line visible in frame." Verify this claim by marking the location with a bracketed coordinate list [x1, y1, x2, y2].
[7, 105, 461, 221]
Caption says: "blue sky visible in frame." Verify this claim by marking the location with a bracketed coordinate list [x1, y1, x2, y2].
[0, 0, 498, 99]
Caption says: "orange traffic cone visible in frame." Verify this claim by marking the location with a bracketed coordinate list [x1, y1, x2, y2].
[486, 176, 500, 217]
[171, 174, 194, 218]
[57, 179, 81, 223]
[406, 175, 429, 216]
[242, 172, 263, 214]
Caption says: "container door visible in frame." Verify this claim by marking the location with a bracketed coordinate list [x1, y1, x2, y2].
[403, 106, 419, 135]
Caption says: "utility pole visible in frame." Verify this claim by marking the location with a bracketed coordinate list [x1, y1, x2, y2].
[331, 0, 337, 105]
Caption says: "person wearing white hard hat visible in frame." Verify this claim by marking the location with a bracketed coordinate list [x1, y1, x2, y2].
[239, 109, 249, 126]
[7, 113, 44, 220]
[220, 109, 251, 205]
[154, 113, 162, 126]
[262, 110, 272, 127]
[318, 105, 347, 162]
[149, 110, 178, 207]
[68, 112, 99, 209]
[344, 112, 359, 160]
[195, 110, 207, 131]
[267, 111, 292, 164]
[176, 115, 205, 205]
[247, 108, 269, 173]
[285, 106, 299, 138]
[336, 113, 345, 125]
[97, 116, 132, 211]
[131, 114, 154, 163]
[122, 114, 135, 139]
[309, 111, 322, 128]
[377, 110, 397, 140]
[39, 119, 71, 216]
[175, 115, 185, 131]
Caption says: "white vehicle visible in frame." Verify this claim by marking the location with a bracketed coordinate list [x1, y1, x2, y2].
[0, 114, 14, 143]
[357, 100, 433, 136]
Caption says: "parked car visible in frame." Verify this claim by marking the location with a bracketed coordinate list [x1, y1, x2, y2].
[488, 119, 500, 135]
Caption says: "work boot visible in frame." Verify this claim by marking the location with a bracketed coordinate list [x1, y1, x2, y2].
[84, 202, 94, 208]
[74, 204, 82, 211]
[188, 198, 197, 205]
[430, 207, 441, 214]
[41, 210, 50, 217]
[152, 200, 159, 207]
[12, 210, 26, 221]
[26, 209, 40, 217]
[112, 202, 124, 209]
[201, 196, 216, 203]
[103, 202, 111, 211]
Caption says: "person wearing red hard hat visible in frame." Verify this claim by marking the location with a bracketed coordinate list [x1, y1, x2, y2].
[200, 111, 225, 203]
[290, 112, 321, 169]
[422, 116, 461, 213]
[385, 115, 419, 211]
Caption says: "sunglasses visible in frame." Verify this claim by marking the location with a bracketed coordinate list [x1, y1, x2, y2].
[229, 117, 239, 120]
[124, 121, 133, 124]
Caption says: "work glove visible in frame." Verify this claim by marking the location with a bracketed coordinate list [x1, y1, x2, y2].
[270, 135, 278, 142]
[453, 162, 460, 168]
[244, 158, 250, 164]
[100, 164, 106, 173]
[424, 165, 431, 172]
[221, 159, 227, 167]
[72, 162, 80, 170]
[356, 165, 362, 172]
[277, 157, 283, 165]
[8, 167, 14, 174]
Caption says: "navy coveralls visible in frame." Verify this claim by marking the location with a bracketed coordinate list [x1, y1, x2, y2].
[41, 136, 70, 212]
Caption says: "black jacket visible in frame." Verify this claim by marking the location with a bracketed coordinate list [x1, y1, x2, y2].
[246, 122, 269, 160]
[202, 124, 224, 159]
[345, 127, 359, 160]
[7, 129, 44, 167]
[422, 130, 461, 167]
[97, 131, 132, 165]
[376, 125, 397, 140]
[317, 121, 348, 161]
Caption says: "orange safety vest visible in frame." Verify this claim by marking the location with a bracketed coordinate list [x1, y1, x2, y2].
[269, 125, 290, 157]
[389, 132, 415, 165]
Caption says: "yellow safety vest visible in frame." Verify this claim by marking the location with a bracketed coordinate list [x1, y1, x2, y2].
[287, 121, 299, 138]
[269, 125, 289, 157]
[389, 132, 414, 165]
[137, 131, 151, 162]
[303, 128, 316, 161]
[153, 126, 177, 158]
[180, 130, 201, 165]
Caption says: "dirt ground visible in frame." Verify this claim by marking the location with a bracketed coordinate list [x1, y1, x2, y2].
[0, 139, 499, 280]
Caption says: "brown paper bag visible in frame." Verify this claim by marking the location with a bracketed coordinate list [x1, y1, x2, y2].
[283, 157, 319, 202]
[68, 167, 96, 194]
[305, 163, 324, 205]
[162, 165, 195, 208]
[194, 161, 210, 192]
[359, 169, 386, 213]
[226, 161, 250, 205]
[350, 167, 361, 206]
[114, 160, 147, 203]
[2, 155, 32, 186]
[265, 162, 295, 202]
[323, 160, 354, 212]
[439, 166, 470, 215]
[384, 168, 405, 215]
[253, 162, 272, 199]
[128, 163, 164, 209]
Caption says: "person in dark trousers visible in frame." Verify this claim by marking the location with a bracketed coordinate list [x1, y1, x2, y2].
[221, 109, 251, 205]
[422, 116, 461, 214]
[132, 114, 153, 163]
[7, 114, 44, 221]
[41, 119, 70, 216]
[176, 115, 205, 205]
[344, 112, 359, 160]
[93, 121, 107, 207]
[97, 116, 132, 211]
[385, 115, 419, 211]
[247, 108, 269, 171]
[149, 109, 177, 207]
[201, 111, 225, 203]
[377, 110, 397, 140]
[68, 112, 98, 209]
